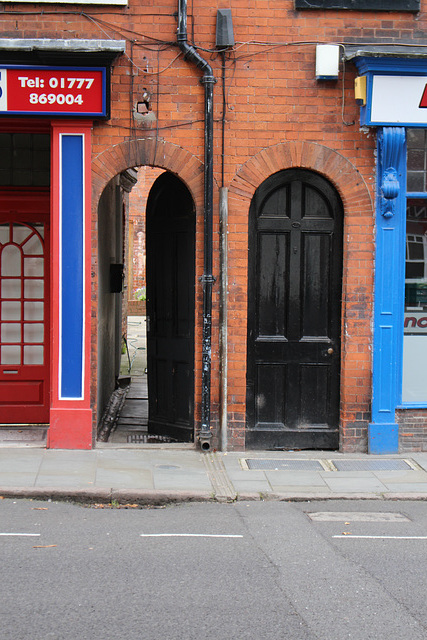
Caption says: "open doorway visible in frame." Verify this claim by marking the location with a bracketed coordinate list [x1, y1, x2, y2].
[97, 168, 195, 445]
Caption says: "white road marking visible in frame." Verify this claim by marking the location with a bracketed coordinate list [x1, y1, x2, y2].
[333, 535, 427, 540]
[140, 533, 243, 538]
[0, 533, 41, 537]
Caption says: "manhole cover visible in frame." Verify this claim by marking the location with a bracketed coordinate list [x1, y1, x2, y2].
[244, 459, 325, 471]
[331, 459, 414, 472]
[127, 434, 177, 444]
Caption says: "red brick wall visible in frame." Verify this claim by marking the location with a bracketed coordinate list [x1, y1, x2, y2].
[6, 1, 427, 449]
[127, 167, 163, 314]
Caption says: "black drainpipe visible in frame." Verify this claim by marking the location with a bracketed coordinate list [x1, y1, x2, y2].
[177, 0, 216, 451]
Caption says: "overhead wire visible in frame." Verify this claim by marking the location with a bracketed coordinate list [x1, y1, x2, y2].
[1, 8, 423, 54]
[1, 8, 417, 132]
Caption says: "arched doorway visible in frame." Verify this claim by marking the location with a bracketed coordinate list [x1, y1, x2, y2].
[146, 172, 195, 441]
[246, 169, 343, 450]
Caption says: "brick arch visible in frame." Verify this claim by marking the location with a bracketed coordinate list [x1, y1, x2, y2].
[229, 140, 373, 209]
[91, 138, 206, 437]
[226, 141, 374, 452]
[92, 137, 204, 208]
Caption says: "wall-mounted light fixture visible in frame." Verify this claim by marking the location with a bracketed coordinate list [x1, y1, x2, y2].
[315, 44, 340, 81]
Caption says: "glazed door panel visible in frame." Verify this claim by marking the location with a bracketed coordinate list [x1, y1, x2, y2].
[246, 170, 343, 450]
[0, 194, 50, 424]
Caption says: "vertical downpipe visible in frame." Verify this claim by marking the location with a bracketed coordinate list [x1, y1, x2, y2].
[219, 187, 228, 452]
[177, 0, 216, 451]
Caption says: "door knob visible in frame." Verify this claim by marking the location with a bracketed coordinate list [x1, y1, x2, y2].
[327, 348, 334, 355]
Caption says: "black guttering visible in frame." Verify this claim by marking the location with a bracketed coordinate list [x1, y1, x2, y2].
[177, 0, 216, 451]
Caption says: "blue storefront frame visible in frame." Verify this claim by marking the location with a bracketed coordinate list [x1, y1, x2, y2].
[354, 56, 427, 453]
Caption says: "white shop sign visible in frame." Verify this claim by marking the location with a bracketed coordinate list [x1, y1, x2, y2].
[404, 311, 427, 334]
[370, 75, 427, 125]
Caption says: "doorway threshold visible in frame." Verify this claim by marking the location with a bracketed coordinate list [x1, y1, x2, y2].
[0, 425, 48, 447]
[96, 441, 196, 450]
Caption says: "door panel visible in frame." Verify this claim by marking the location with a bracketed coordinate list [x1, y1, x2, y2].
[257, 233, 288, 337]
[0, 193, 50, 424]
[246, 169, 343, 450]
[146, 172, 195, 441]
[301, 234, 331, 337]
[256, 364, 287, 427]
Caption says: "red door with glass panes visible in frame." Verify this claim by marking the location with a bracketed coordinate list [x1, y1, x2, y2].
[0, 191, 50, 424]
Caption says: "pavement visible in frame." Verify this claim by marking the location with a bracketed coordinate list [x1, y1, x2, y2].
[2, 317, 427, 505]
[2, 445, 427, 504]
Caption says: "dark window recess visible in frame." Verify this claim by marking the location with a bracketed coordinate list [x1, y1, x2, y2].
[295, 0, 419, 10]
[0, 133, 50, 187]
[110, 263, 124, 293]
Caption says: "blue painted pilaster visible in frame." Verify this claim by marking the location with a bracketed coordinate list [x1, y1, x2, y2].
[369, 127, 406, 453]
[60, 134, 84, 400]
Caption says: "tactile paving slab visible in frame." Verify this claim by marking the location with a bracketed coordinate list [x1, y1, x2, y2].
[331, 459, 414, 472]
[245, 459, 325, 471]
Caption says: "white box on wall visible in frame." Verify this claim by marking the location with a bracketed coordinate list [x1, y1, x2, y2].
[316, 44, 340, 81]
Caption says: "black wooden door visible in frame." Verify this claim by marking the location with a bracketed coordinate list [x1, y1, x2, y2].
[246, 169, 343, 450]
[146, 172, 195, 442]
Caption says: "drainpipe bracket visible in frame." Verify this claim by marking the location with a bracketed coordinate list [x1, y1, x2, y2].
[200, 75, 217, 85]
[199, 274, 216, 284]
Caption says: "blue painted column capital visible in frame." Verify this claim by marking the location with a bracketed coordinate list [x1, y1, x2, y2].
[379, 127, 405, 220]
[369, 126, 406, 453]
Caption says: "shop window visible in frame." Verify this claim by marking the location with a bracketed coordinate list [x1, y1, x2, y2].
[0, 133, 50, 187]
[295, 0, 419, 10]
[402, 129, 427, 403]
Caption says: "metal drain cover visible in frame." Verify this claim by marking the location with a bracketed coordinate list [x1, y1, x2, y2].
[331, 459, 414, 472]
[127, 433, 177, 444]
[244, 459, 325, 471]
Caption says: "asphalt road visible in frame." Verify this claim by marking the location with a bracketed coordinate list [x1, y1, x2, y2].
[1, 499, 427, 640]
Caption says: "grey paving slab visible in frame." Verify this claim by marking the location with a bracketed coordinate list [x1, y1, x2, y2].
[229, 479, 273, 493]
[265, 470, 329, 488]
[39, 455, 97, 478]
[43, 449, 96, 460]
[381, 482, 427, 492]
[0, 452, 44, 474]
[35, 475, 97, 488]
[153, 470, 212, 491]
[320, 470, 375, 478]
[269, 485, 334, 494]
[372, 470, 427, 483]
[0, 448, 44, 460]
[95, 467, 154, 489]
[323, 476, 388, 493]
[95, 450, 152, 469]
[148, 453, 207, 470]
[0, 472, 39, 487]
[96, 457, 151, 471]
